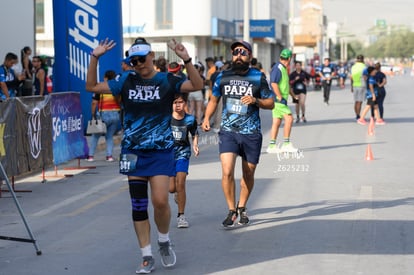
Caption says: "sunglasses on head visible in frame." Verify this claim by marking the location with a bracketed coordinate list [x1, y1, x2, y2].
[129, 55, 147, 66]
[232, 48, 249, 57]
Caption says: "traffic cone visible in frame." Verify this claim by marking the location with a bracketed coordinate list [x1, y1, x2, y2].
[368, 117, 375, 136]
[365, 144, 374, 161]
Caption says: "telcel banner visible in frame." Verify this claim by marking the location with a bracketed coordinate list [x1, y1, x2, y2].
[52, 0, 123, 127]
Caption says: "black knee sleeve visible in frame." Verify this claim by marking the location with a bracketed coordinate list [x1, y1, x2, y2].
[129, 179, 149, 221]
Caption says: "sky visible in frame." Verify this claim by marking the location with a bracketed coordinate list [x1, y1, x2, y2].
[322, 0, 414, 36]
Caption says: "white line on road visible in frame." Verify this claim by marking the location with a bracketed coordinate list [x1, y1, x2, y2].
[32, 176, 126, 217]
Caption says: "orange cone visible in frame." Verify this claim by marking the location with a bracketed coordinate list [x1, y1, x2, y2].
[365, 144, 374, 160]
[368, 117, 375, 136]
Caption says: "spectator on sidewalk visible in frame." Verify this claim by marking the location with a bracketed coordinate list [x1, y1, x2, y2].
[0, 52, 25, 100]
[20, 46, 33, 96]
[87, 70, 120, 162]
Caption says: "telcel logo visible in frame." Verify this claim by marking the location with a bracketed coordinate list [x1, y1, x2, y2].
[68, 0, 100, 81]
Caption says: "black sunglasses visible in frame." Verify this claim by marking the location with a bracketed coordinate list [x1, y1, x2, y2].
[129, 55, 147, 66]
[232, 48, 249, 57]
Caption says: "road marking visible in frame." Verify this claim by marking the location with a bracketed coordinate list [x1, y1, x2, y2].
[32, 176, 126, 216]
[64, 185, 128, 216]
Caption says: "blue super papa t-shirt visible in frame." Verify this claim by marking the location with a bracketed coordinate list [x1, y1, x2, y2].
[108, 71, 185, 151]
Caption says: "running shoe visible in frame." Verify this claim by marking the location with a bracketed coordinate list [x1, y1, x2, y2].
[238, 207, 250, 225]
[136, 256, 155, 274]
[86, 156, 94, 162]
[295, 117, 300, 123]
[158, 241, 176, 267]
[280, 142, 298, 153]
[357, 118, 367, 125]
[376, 119, 386, 125]
[106, 156, 114, 162]
[266, 143, 281, 154]
[177, 215, 189, 228]
[222, 210, 238, 227]
[302, 116, 307, 123]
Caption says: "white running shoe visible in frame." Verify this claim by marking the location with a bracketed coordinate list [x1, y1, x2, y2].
[280, 142, 298, 153]
[266, 144, 281, 154]
[177, 215, 189, 228]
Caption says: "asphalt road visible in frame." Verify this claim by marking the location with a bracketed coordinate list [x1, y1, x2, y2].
[1, 74, 413, 275]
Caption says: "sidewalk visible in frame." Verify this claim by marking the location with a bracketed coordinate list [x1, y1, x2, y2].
[2, 133, 123, 191]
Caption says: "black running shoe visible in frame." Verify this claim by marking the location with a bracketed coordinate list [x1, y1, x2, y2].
[238, 207, 250, 225]
[222, 210, 238, 227]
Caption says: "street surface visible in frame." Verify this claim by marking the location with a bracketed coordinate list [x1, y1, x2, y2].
[1, 74, 413, 275]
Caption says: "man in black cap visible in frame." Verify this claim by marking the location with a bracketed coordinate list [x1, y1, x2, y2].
[202, 40, 274, 228]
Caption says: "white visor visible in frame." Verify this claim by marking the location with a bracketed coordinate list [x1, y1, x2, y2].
[128, 44, 151, 57]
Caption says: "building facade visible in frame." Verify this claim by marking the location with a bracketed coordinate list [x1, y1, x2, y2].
[292, 0, 327, 64]
[35, 0, 291, 73]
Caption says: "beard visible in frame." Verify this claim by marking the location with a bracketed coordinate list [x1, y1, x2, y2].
[232, 59, 250, 74]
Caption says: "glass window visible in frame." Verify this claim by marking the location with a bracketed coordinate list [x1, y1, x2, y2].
[155, 0, 172, 30]
[35, 0, 45, 33]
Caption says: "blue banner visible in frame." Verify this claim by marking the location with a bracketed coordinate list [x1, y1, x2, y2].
[51, 93, 88, 165]
[52, 0, 123, 128]
[250, 19, 275, 38]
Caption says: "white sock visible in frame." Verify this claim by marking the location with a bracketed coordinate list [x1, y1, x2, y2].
[158, 232, 170, 243]
[141, 244, 152, 257]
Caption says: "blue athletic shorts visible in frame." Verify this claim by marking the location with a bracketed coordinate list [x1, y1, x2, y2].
[120, 148, 174, 177]
[174, 158, 190, 174]
[218, 131, 262, 164]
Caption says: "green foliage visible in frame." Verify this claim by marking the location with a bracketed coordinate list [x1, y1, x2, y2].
[364, 28, 414, 59]
[336, 27, 414, 61]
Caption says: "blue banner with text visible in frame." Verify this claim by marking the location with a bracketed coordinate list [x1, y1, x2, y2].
[52, 0, 123, 128]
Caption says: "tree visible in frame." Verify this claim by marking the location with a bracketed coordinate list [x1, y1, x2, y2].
[364, 27, 414, 59]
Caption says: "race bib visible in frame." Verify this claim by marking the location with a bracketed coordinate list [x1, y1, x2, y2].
[295, 83, 304, 90]
[172, 125, 186, 143]
[119, 153, 137, 173]
[226, 98, 247, 115]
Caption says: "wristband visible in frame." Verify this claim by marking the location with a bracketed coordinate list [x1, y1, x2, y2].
[90, 52, 99, 59]
[183, 58, 192, 64]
